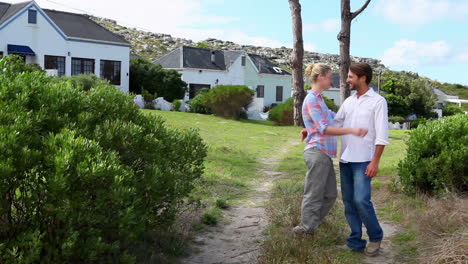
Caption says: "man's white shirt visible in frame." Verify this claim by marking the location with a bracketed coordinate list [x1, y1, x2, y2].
[334, 88, 390, 163]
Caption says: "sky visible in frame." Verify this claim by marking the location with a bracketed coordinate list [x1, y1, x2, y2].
[7, 0, 468, 85]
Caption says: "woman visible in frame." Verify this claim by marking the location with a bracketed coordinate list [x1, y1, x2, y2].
[293, 64, 367, 235]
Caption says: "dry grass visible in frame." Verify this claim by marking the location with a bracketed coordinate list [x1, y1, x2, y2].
[375, 184, 468, 263]
[422, 232, 468, 264]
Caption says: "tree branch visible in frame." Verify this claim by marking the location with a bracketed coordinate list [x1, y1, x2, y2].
[351, 0, 371, 19]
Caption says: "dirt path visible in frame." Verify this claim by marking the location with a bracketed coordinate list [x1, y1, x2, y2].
[362, 222, 399, 264]
[181, 151, 288, 264]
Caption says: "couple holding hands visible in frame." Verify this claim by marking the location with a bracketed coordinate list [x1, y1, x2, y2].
[295, 62, 389, 257]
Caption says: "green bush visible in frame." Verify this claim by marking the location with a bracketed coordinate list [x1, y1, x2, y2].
[0, 55, 207, 263]
[141, 88, 157, 109]
[173, 99, 182, 111]
[205, 85, 254, 120]
[189, 88, 211, 114]
[410, 117, 427, 129]
[130, 58, 187, 101]
[389, 116, 406, 123]
[442, 103, 463, 117]
[55, 74, 109, 91]
[269, 97, 294, 126]
[398, 114, 468, 195]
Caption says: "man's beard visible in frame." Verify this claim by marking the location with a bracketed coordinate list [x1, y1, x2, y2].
[348, 82, 360, 90]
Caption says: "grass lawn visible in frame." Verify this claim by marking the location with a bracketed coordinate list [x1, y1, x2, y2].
[141, 111, 466, 264]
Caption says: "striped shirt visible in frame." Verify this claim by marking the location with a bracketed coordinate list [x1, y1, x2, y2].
[302, 89, 337, 158]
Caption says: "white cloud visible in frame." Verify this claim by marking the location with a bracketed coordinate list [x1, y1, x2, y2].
[373, 0, 468, 26]
[304, 18, 340, 33]
[381, 39, 455, 67]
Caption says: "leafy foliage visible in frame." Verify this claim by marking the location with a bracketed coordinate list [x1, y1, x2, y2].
[189, 88, 212, 114]
[205, 85, 254, 120]
[130, 57, 187, 101]
[269, 98, 294, 126]
[54, 74, 110, 91]
[380, 71, 437, 118]
[0, 55, 207, 263]
[442, 103, 463, 117]
[398, 114, 467, 195]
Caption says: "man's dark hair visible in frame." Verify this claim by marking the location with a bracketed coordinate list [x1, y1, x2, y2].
[350, 62, 372, 85]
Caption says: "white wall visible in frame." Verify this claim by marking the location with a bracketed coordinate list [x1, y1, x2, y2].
[0, 4, 130, 92]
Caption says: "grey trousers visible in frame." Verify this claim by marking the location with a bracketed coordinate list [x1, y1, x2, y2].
[300, 147, 337, 232]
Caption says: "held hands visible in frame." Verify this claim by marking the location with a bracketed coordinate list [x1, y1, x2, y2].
[353, 128, 368, 137]
[300, 128, 308, 141]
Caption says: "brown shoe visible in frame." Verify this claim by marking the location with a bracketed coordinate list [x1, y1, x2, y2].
[364, 241, 381, 256]
[292, 226, 314, 235]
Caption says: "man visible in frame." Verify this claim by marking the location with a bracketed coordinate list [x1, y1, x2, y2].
[294, 63, 367, 235]
[334, 62, 389, 256]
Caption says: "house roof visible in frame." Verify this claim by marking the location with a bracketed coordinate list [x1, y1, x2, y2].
[0, 1, 129, 45]
[248, 53, 291, 76]
[154, 46, 291, 75]
[43, 9, 129, 44]
[0, 1, 30, 25]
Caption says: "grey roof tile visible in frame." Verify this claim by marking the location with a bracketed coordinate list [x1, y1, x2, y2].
[154, 46, 290, 75]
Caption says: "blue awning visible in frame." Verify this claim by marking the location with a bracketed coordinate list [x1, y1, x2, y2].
[7, 44, 35, 56]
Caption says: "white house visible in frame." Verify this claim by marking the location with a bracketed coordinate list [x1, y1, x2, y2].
[0, 1, 130, 92]
[153, 46, 293, 109]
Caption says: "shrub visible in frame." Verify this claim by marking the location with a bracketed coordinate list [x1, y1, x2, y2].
[0, 55, 207, 262]
[189, 88, 211, 114]
[141, 88, 157, 109]
[322, 95, 338, 112]
[269, 97, 294, 126]
[130, 58, 186, 101]
[389, 116, 406, 123]
[173, 99, 182, 111]
[410, 117, 427, 129]
[55, 74, 110, 91]
[205, 85, 254, 119]
[442, 103, 463, 117]
[398, 114, 468, 195]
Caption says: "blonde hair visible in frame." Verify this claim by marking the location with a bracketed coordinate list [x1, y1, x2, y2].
[304, 63, 332, 84]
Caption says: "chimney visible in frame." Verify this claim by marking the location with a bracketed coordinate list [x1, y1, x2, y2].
[211, 51, 215, 64]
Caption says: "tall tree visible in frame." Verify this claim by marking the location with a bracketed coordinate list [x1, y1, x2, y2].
[288, 0, 306, 126]
[337, 0, 371, 102]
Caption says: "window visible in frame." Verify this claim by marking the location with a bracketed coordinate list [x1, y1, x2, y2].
[71, 57, 94, 75]
[0, 51, 3, 58]
[256, 85, 264, 98]
[100, 60, 121, 85]
[276, 86, 283, 101]
[241, 56, 246, 66]
[28, 10, 37, 24]
[44, 55, 65, 76]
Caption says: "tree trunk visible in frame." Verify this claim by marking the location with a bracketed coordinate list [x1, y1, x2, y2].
[338, 0, 371, 103]
[289, 0, 305, 127]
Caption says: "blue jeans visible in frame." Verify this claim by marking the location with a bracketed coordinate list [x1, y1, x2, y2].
[340, 162, 383, 251]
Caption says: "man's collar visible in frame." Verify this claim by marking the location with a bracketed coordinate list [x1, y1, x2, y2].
[353, 88, 376, 98]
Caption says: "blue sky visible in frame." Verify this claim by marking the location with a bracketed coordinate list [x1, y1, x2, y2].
[8, 0, 468, 85]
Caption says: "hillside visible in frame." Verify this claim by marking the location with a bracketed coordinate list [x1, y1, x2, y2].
[89, 16, 387, 72]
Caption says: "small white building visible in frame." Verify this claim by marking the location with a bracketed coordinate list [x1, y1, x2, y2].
[0, 1, 130, 92]
[154, 46, 293, 109]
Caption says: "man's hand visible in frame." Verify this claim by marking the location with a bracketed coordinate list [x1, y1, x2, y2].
[365, 161, 379, 178]
[300, 128, 307, 141]
[352, 128, 368, 137]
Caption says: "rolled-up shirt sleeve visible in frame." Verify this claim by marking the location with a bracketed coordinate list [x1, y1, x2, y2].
[305, 99, 329, 134]
[374, 98, 390, 145]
